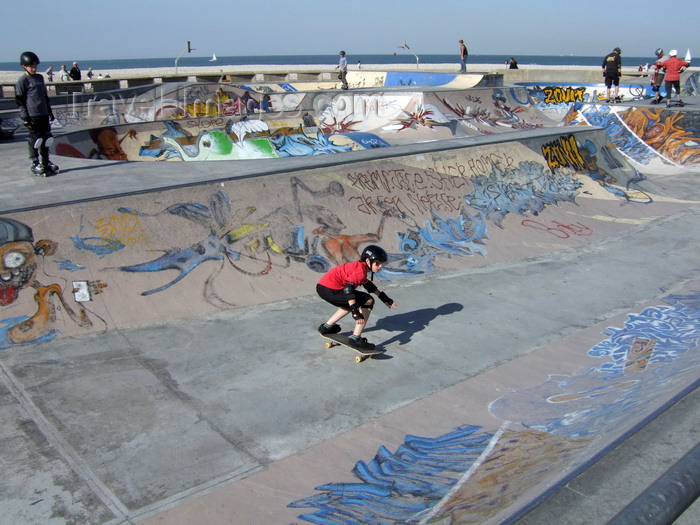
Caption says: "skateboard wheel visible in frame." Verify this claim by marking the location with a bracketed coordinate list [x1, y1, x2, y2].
[355, 356, 363, 363]
[325, 342, 333, 349]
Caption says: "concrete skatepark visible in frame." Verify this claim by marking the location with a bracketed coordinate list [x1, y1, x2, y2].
[0, 69, 698, 524]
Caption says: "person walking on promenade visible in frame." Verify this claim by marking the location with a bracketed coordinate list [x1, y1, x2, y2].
[661, 49, 689, 107]
[336, 50, 349, 90]
[459, 39, 468, 73]
[650, 48, 667, 104]
[44, 64, 54, 82]
[602, 46, 622, 102]
[317, 245, 397, 351]
[69, 61, 81, 81]
[58, 64, 70, 81]
[508, 57, 518, 69]
[15, 51, 58, 176]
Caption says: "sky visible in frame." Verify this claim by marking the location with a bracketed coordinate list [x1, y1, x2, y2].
[3, 0, 699, 63]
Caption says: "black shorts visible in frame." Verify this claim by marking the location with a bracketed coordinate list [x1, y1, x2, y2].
[317, 283, 372, 309]
[604, 74, 620, 88]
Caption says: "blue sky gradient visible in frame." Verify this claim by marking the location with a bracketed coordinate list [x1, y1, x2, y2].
[3, 0, 698, 63]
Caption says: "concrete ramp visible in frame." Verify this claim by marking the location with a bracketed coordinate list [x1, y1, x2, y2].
[1, 84, 698, 524]
[0, 126, 660, 345]
[44, 84, 562, 161]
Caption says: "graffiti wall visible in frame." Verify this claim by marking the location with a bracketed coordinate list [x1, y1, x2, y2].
[288, 292, 700, 523]
[1, 127, 669, 349]
[40, 84, 559, 161]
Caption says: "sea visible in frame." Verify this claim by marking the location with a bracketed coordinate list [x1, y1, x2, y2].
[0, 53, 658, 71]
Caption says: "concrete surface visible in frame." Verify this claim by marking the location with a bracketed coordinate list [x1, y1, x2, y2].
[0, 84, 698, 524]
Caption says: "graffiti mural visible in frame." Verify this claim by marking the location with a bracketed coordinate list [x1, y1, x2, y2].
[0, 217, 106, 349]
[289, 292, 700, 523]
[2, 129, 657, 341]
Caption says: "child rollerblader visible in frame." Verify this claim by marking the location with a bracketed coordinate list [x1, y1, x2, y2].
[15, 51, 58, 177]
[662, 49, 689, 107]
[650, 48, 666, 104]
[317, 245, 397, 351]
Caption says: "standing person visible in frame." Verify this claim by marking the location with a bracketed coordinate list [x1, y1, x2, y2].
[336, 50, 349, 90]
[662, 49, 689, 107]
[459, 39, 468, 73]
[58, 64, 70, 81]
[86, 67, 94, 79]
[316, 245, 397, 351]
[602, 47, 622, 102]
[44, 64, 54, 82]
[15, 51, 58, 177]
[650, 48, 667, 104]
[69, 61, 81, 81]
[508, 57, 519, 69]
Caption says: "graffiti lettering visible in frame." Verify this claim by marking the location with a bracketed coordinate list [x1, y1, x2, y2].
[466, 151, 515, 177]
[521, 219, 592, 239]
[95, 213, 147, 247]
[184, 117, 227, 130]
[541, 134, 587, 174]
[543, 86, 586, 105]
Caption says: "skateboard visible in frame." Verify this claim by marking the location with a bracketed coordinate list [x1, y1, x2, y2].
[321, 333, 384, 363]
[666, 101, 685, 107]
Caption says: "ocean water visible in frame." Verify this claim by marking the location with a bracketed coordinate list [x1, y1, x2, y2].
[0, 54, 657, 72]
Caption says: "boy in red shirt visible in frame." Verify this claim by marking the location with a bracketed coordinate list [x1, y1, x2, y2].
[317, 245, 397, 351]
[662, 49, 689, 107]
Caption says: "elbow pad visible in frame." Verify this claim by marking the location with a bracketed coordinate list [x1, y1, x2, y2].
[343, 282, 355, 295]
[364, 281, 378, 294]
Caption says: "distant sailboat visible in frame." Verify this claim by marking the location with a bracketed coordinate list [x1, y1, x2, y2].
[684, 49, 691, 62]
[210, 53, 217, 62]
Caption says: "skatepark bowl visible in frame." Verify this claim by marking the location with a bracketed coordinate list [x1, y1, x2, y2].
[0, 68, 698, 524]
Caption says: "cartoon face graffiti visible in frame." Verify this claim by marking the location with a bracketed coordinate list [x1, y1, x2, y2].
[0, 218, 56, 305]
[1, 217, 105, 347]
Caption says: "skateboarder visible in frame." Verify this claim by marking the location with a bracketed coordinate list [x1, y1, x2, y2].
[317, 245, 397, 350]
[650, 48, 666, 104]
[15, 51, 58, 176]
[602, 47, 622, 102]
[661, 49, 689, 107]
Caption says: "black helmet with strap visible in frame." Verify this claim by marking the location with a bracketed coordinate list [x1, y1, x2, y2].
[360, 245, 388, 263]
[20, 51, 40, 66]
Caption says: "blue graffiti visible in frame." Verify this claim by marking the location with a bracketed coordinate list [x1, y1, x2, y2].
[464, 160, 580, 227]
[289, 425, 494, 524]
[269, 129, 352, 157]
[582, 105, 656, 166]
[54, 259, 86, 272]
[72, 219, 125, 257]
[116, 191, 271, 296]
[489, 293, 700, 437]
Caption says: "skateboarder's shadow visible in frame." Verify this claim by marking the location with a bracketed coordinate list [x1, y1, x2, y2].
[366, 302, 463, 347]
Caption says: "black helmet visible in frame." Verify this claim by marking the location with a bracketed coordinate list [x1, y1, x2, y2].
[360, 245, 388, 263]
[20, 51, 40, 66]
[655, 48, 664, 57]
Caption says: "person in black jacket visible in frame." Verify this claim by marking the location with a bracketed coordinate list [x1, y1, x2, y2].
[602, 47, 622, 102]
[15, 51, 58, 176]
[69, 61, 81, 80]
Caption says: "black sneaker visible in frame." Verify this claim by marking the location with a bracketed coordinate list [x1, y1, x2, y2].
[347, 336, 376, 353]
[318, 323, 341, 335]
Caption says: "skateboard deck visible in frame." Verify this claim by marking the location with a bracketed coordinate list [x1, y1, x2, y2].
[321, 333, 384, 363]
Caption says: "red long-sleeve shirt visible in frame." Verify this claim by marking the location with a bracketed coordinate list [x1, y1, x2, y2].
[662, 56, 689, 82]
[318, 260, 369, 290]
